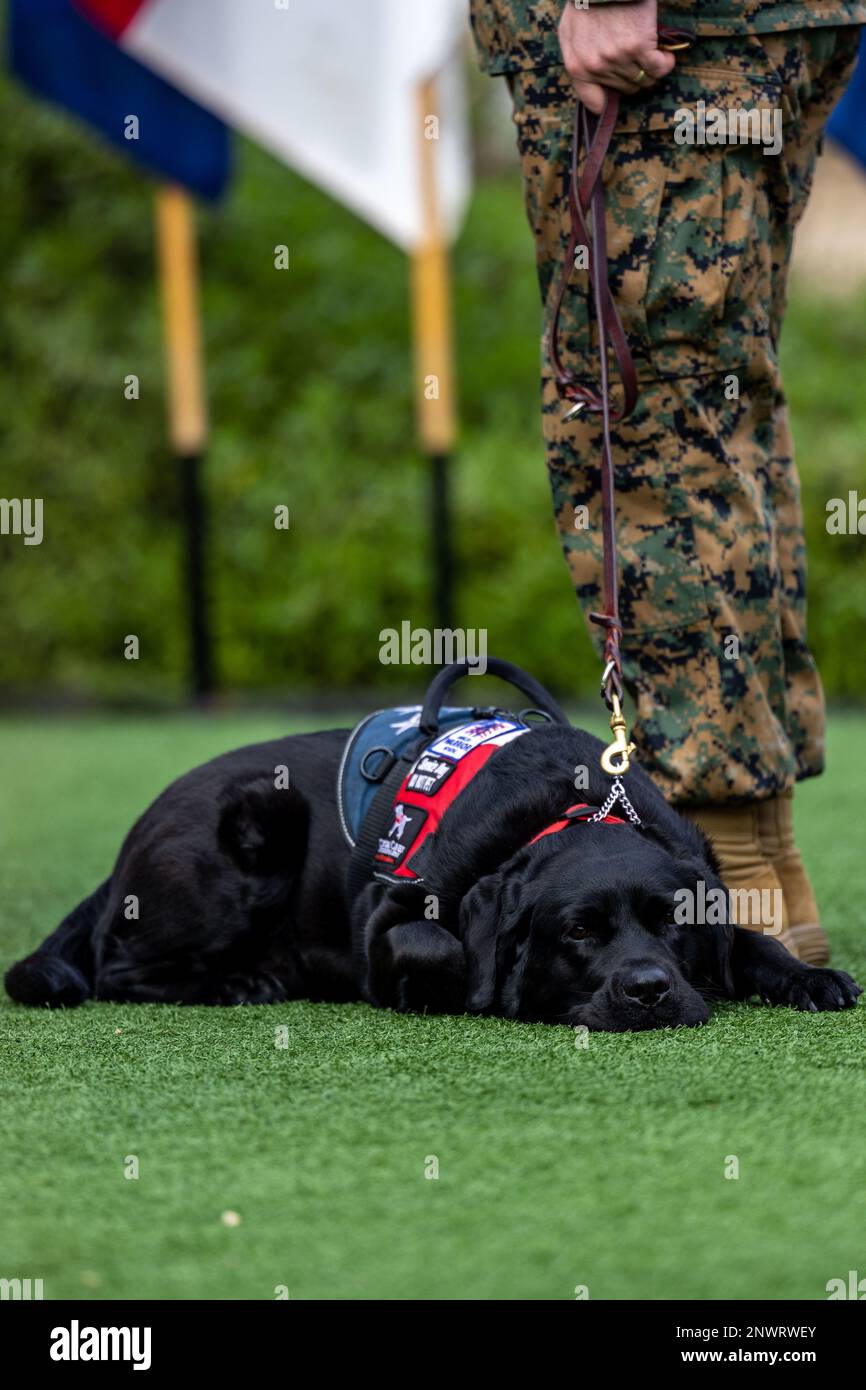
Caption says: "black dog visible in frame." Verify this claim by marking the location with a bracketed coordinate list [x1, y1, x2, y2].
[6, 701, 862, 1031]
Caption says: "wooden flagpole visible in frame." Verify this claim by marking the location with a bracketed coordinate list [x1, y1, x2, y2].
[412, 75, 457, 632]
[154, 183, 215, 700]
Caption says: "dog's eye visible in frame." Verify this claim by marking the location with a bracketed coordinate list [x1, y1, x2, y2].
[653, 917, 677, 934]
[562, 924, 589, 943]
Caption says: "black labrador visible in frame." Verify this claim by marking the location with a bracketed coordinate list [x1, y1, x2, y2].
[6, 710, 862, 1031]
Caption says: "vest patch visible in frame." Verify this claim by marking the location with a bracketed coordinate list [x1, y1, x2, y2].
[426, 718, 526, 762]
[406, 753, 456, 797]
[375, 802, 430, 871]
[374, 717, 530, 884]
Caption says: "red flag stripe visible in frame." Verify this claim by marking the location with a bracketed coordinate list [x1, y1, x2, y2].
[74, 0, 150, 40]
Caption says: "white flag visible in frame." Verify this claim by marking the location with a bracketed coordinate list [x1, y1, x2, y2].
[84, 0, 471, 250]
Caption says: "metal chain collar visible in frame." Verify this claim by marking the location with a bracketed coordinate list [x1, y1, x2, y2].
[590, 776, 642, 826]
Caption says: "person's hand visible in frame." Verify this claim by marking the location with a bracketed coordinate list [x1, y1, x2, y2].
[558, 0, 676, 114]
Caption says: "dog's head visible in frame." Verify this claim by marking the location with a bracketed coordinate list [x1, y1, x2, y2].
[459, 827, 732, 1031]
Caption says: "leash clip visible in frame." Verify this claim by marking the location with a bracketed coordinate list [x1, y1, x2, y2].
[600, 693, 636, 776]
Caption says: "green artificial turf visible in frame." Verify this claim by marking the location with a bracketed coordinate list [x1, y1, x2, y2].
[1, 712, 865, 1301]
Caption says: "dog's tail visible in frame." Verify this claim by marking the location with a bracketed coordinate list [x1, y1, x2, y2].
[5, 879, 111, 1008]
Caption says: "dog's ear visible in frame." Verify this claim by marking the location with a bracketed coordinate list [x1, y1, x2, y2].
[675, 858, 736, 996]
[640, 811, 725, 880]
[638, 818, 736, 996]
[459, 864, 532, 1015]
[217, 776, 309, 875]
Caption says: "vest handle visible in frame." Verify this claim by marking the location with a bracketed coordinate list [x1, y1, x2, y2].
[418, 658, 570, 737]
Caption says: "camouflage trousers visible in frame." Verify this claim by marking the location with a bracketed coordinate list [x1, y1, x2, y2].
[508, 27, 860, 805]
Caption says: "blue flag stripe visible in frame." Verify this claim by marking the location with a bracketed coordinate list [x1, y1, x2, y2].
[9, 0, 230, 200]
[828, 31, 866, 173]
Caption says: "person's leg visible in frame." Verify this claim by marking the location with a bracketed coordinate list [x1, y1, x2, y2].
[507, 29, 860, 956]
[750, 27, 861, 962]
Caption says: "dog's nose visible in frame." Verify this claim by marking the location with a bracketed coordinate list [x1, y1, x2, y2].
[619, 966, 671, 1008]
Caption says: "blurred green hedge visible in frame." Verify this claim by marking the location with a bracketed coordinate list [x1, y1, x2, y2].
[2, 72, 865, 703]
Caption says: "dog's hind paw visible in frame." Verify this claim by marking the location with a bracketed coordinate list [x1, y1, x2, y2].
[764, 966, 862, 1013]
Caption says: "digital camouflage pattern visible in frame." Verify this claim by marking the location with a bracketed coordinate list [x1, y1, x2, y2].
[501, 26, 861, 804]
[469, 1, 866, 74]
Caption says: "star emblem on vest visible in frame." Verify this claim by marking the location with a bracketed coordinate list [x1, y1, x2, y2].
[389, 710, 422, 736]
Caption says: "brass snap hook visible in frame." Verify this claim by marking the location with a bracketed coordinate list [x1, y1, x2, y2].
[600, 693, 636, 776]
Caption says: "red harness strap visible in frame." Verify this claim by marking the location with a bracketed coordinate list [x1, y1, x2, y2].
[528, 802, 625, 845]
[373, 717, 530, 882]
[373, 726, 626, 885]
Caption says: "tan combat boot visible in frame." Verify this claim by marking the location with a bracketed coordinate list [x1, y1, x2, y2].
[757, 789, 829, 965]
[684, 804, 798, 958]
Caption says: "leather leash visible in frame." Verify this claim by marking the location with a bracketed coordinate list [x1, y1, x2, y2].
[547, 30, 692, 776]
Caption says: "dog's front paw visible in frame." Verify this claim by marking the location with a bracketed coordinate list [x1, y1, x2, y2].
[212, 971, 287, 1005]
[763, 966, 862, 1013]
[368, 921, 465, 1015]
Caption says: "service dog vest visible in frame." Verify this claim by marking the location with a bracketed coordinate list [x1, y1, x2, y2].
[339, 706, 531, 886]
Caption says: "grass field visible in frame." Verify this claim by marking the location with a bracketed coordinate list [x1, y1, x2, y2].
[2, 711, 865, 1302]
